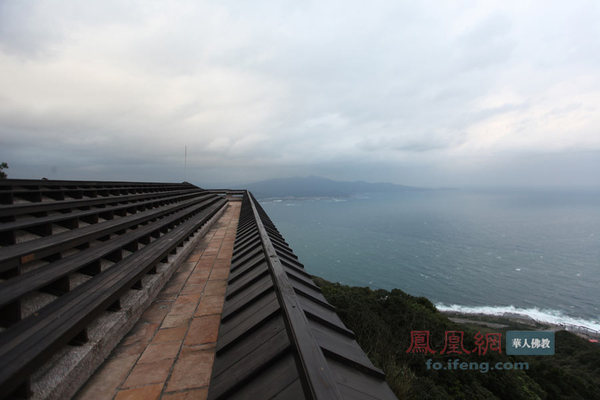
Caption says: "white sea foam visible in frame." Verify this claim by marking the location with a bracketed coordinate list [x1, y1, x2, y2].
[435, 303, 600, 333]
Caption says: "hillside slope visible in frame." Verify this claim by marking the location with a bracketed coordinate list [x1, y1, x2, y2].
[315, 278, 600, 400]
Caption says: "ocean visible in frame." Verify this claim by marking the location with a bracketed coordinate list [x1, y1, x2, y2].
[259, 189, 600, 333]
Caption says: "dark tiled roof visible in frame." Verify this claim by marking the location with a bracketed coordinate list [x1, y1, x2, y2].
[208, 192, 397, 400]
[0, 178, 397, 399]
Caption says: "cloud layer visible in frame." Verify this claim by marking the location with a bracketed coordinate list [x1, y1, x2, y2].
[1, 0, 599, 187]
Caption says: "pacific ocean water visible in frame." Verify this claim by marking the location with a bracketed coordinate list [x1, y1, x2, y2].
[259, 189, 600, 332]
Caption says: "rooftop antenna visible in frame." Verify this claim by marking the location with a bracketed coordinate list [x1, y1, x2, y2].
[184, 145, 187, 181]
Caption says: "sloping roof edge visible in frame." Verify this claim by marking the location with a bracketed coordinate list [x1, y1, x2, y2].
[208, 191, 397, 400]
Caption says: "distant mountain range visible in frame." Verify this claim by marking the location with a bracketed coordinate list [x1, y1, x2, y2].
[244, 176, 421, 198]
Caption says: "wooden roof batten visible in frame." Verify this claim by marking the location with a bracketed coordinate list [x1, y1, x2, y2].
[208, 191, 397, 400]
[0, 179, 228, 399]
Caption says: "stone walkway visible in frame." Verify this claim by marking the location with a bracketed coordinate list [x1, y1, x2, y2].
[75, 201, 240, 400]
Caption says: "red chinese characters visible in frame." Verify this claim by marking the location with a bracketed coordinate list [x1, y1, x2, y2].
[407, 330, 502, 355]
[440, 331, 470, 355]
[472, 331, 502, 355]
[406, 330, 436, 354]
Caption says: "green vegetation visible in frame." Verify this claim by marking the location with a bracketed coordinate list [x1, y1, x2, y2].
[0, 162, 7, 179]
[315, 278, 600, 400]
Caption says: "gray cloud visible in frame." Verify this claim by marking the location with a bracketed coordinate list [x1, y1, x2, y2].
[0, 0, 599, 187]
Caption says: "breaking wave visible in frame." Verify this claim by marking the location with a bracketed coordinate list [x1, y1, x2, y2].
[435, 303, 600, 334]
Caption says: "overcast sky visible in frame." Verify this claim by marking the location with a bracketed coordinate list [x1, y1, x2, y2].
[1, 1, 599, 188]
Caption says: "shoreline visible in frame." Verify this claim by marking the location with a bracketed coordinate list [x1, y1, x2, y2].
[440, 310, 600, 342]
